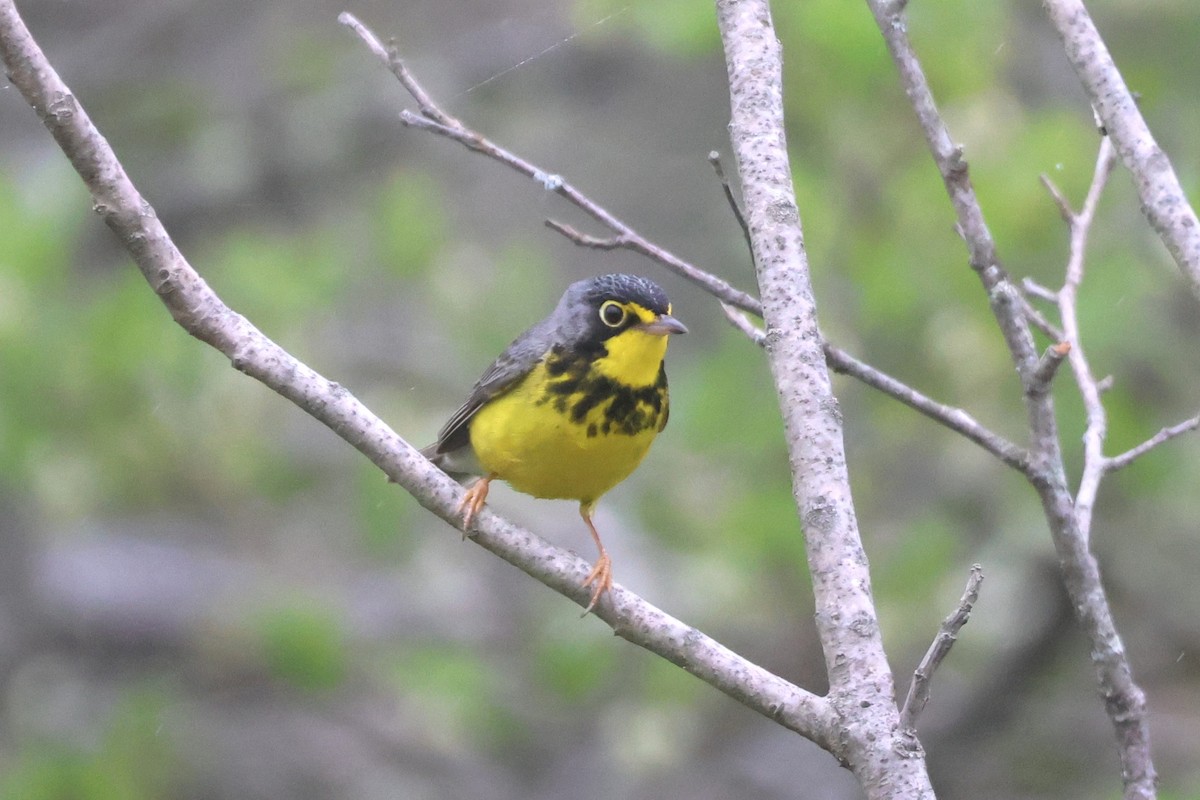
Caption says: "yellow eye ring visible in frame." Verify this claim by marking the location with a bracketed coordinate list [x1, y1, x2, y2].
[599, 300, 627, 328]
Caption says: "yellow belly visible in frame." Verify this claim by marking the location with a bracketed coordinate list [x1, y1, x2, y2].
[468, 360, 663, 504]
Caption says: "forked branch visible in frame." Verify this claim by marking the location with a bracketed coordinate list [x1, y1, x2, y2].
[338, 12, 1029, 481]
[1042, 0, 1200, 302]
[339, 11, 760, 317]
[864, 1, 1157, 797]
[0, 0, 837, 749]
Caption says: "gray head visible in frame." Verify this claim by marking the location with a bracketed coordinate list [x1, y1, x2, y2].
[551, 274, 686, 352]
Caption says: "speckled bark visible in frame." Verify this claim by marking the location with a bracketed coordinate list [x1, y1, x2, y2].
[0, 0, 840, 751]
[1043, 0, 1200, 303]
[716, 1, 934, 797]
[863, 1, 1159, 796]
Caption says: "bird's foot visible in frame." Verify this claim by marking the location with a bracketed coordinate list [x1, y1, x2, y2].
[457, 477, 491, 538]
[581, 553, 613, 615]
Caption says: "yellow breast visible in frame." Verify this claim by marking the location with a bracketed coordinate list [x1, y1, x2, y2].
[468, 329, 670, 504]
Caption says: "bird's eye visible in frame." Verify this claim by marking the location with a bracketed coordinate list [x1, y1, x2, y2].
[599, 301, 627, 328]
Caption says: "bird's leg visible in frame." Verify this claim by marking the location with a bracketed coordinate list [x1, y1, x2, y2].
[457, 476, 492, 535]
[579, 504, 613, 614]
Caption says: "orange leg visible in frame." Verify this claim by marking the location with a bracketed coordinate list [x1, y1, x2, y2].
[579, 503, 613, 614]
[457, 476, 493, 534]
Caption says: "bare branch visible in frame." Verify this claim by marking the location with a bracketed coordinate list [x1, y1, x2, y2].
[707, 150, 753, 259]
[865, 2, 1157, 795]
[1106, 414, 1200, 474]
[345, 13, 1036, 497]
[1035, 137, 1157, 800]
[862, 8, 999, 279]
[1040, 173, 1075, 222]
[1018, 293, 1066, 342]
[719, 302, 767, 346]
[900, 564, 985, 731]
[543, 219, 628, 250]
[719, 0, 933, 792]
[0, 0, 838, 748]
[823, 344, 1030, 474]
[1021, 277, 1059, 304]
[1042, 0, 1200, 303]
[1027, 342, 1072, 398]
[1057, 136, 1120, 534]
[863, 2, 1043, 390]
[338, 12, 459, 128]
[717, 307, 1028, 471]
[1017, 280, 1066, 341]
[339, 13, 762, 317]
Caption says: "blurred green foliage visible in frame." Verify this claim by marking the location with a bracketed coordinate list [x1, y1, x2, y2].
[257, 602, 348, 690]
[387, 644, 516, 750]
[0, 691, 178, 800]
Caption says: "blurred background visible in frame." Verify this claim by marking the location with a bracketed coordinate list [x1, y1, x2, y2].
[1, 0, 1199, 797]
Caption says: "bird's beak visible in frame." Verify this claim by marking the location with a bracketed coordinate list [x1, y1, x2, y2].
[638, 314, 688, 336]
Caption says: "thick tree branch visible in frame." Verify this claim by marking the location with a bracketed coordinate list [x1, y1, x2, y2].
[0, 0, 837, 749]
[718, 1, 933, 797]
[339, 12, 1029, 504]
[1041, 0, 1200, 302]
[864, 2, 1157, 797]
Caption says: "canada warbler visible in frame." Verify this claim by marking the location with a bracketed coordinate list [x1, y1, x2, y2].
[423, 273, 687, 613]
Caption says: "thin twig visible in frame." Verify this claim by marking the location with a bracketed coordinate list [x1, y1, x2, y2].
[865, 2, 1156, 794]
[712, 308, 1029, 472]
[1106, 414, 1200, 473]
[1016, 288, 1066, 342]
[1040, 173, 1075, 222]
[708, 150, 753, 258]
[900, 564, 984, 731]
[705, 303, 1032, 479]
[339, 13, 762, 316]
[1055, 135, 1120, 534]
[1021, 278, 1059, 304]
[720, 302, 767, 345]
[1042, 0, 1200, 304]
[346, 12, 1033, 488]
[824, 343, 1030, 473]
[543, 219, 628, 250]
[0, 0, 839, 748]
[1017, 278, 1066, 340]
[338, 12, 458, 128]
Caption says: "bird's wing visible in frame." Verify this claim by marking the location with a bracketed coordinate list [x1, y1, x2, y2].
[427, 318, 554, 458]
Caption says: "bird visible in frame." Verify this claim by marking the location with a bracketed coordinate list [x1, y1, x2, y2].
[423, 273, 687, 613]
